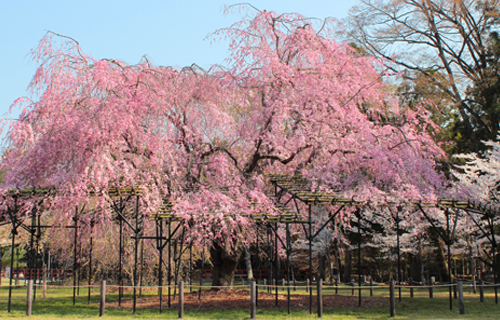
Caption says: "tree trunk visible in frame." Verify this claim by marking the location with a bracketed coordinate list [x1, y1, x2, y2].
[428, 231, 448, 282]
[419, 240, 425, 283]
[210, 242, 242, 287]
[327, 253, 335, 283]
[409, 253, 421, 282]
[244, 246, 254, 281]
[436, 243, 449, 282]
[343, 247, 352, 283]
[0, 248, 3, 285]
[318, 253, 327, 281]
[263, 247, 273, 284]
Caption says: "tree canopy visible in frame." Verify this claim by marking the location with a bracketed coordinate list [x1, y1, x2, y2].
[1, 7, 451, 285]
[346, 0, 500, 154]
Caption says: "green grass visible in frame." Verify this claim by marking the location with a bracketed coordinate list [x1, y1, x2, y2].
[0, 284, 499, 319]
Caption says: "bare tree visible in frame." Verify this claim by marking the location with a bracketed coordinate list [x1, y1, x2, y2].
[345, 0, 500, 152]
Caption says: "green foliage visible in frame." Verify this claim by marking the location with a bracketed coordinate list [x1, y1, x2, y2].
[463, 31, 500, 151]
[1, 247, 26, 269]
[346, 0, 500, 155]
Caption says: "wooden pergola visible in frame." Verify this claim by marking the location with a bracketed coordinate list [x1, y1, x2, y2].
[1, 174, 498, 315]
[267, 174, 499, 311]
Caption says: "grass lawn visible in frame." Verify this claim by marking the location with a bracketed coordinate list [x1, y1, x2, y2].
[1, 278, 20, 286]
[0, 283, 498, 319]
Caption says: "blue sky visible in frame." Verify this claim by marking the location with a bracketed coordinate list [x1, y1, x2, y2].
[0, 1, 353, 120]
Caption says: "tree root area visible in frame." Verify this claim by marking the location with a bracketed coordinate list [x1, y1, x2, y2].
[108, 289, 389, 311]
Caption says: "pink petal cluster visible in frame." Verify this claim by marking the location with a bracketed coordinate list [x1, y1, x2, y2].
[1, 10, 449, 250]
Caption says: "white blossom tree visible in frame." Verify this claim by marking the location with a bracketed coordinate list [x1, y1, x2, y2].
[454, 138, 500, 206]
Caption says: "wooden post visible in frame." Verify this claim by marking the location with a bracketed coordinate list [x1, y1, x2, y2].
[73, 210, 79, 306]
[250, 281, 256, 319]
[370, 278, 373, 297]
[255, 279, 259, 307]
[429, 279, 433, 299]
[264, 278, 267, 292]
[473, 273, 477, 294]
[88, 223, 94, 305]
[178, 281, 184, 319]
[496, 283, 499, 305]
[99, 280, 106, 317]
[358, 277, 362, 307]
[335, 278, 338, 295]
[409, 279, 413, 298]
[479, 279, 484, 303]
[389, 280, 395, 317]
[15, 265, 20, 286]
[317, 278, 323, 318]
[293, 278, 296, 291]
[306, 278, 309, 293]
[27, 280, 33, 316]
[282, 278, 285, 291]
[351, 282, 354, 296]
[458, 281, 465, 315]
[42, 265, 47, 299]
[454, 281, 457, 299]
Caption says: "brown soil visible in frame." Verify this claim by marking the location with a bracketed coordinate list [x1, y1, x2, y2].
[107, 289, 388, 311]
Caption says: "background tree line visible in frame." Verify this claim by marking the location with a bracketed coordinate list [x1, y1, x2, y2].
[345, 0, 500, 155]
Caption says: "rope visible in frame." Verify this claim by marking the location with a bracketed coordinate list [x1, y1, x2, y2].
[104, 284, 250, 289]
[35, 284, 98, 288]
[5, 282, 499, 290]
[395, 283, 456, 289]
[323, 285, 389, 289]
[476, 283, 500, 288]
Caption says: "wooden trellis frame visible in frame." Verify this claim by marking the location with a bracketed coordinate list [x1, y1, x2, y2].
[2, 176, 498, 315]
[267, 174, 499, 310]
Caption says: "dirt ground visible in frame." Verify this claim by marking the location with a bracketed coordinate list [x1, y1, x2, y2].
[108, 289, 389, 311]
